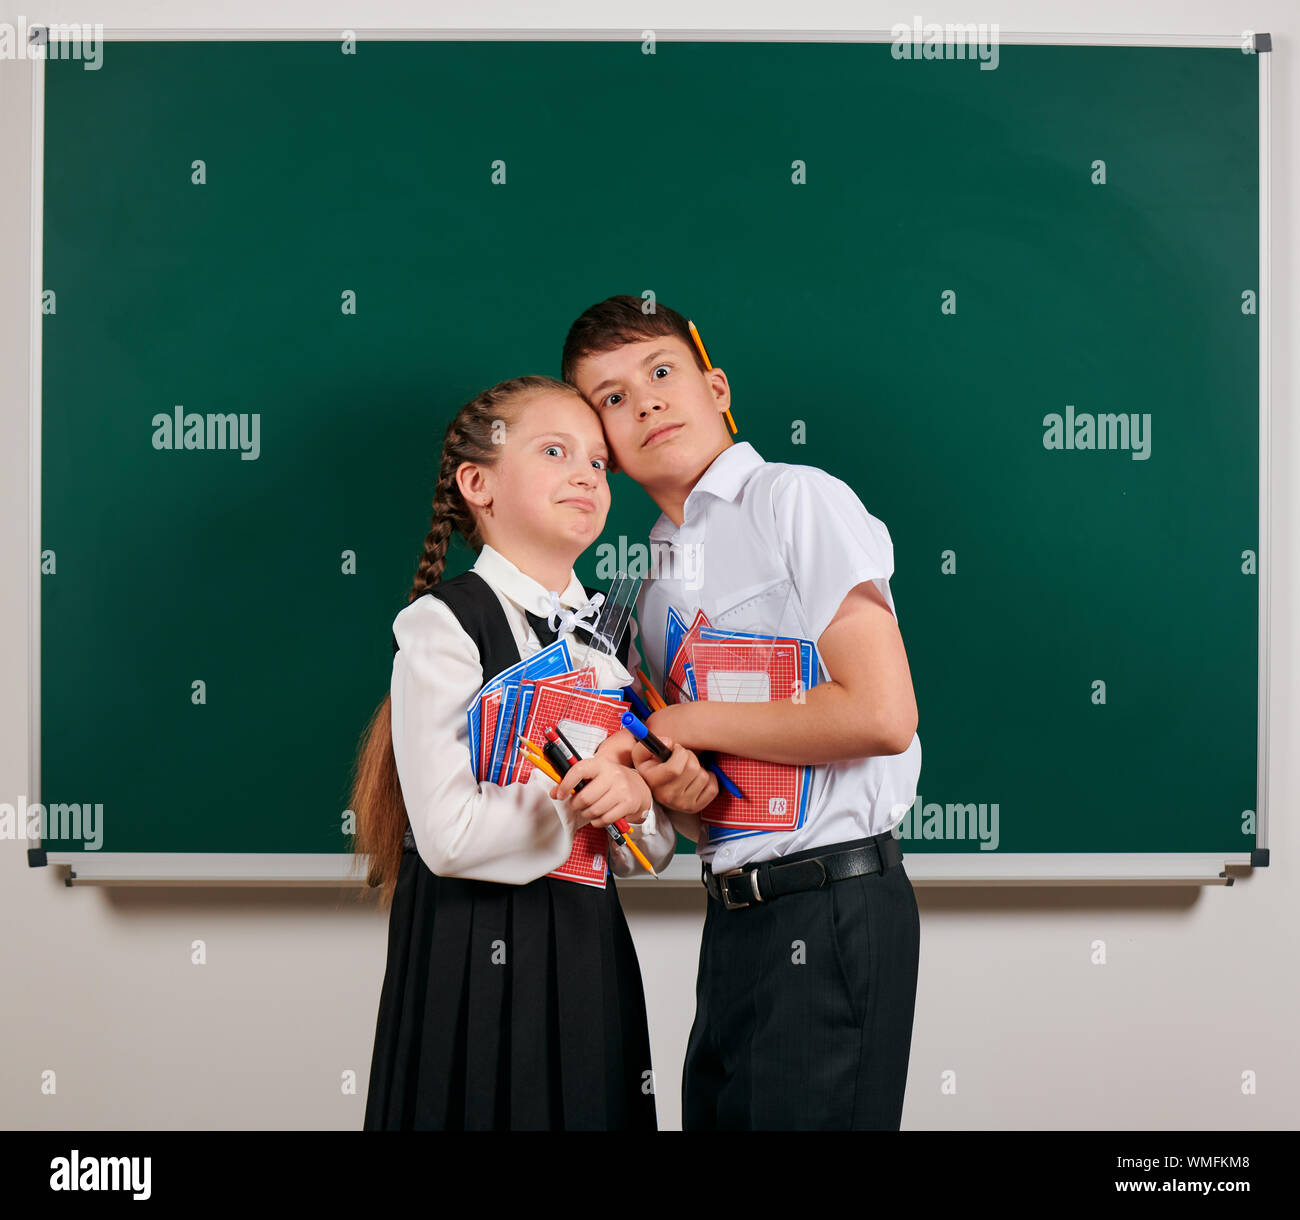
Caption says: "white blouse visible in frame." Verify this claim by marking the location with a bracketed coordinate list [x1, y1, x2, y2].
[390, 543, 677, 884]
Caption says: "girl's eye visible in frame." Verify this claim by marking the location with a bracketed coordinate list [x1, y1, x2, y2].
[543, 444, 563, 457]
[604, 392, 623, 408]
[653, 365, 670, 379]
[591, 457, 607, 471]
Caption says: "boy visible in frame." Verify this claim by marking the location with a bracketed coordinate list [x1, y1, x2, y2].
[559, 295, 922, 1131]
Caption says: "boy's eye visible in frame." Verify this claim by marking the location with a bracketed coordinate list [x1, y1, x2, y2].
[604, 365, 668, 407]
[592, 457, 607, 471]
[544, 444, 563, 457]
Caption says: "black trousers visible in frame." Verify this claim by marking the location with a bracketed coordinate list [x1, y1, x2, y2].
[683, 835, 921, 1130]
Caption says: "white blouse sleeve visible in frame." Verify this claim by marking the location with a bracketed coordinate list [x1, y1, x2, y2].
[390, 595, 577, 884]
[609, 615, 678, 877]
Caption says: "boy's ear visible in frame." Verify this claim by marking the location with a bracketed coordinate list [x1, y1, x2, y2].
[707, 366, 732, 410]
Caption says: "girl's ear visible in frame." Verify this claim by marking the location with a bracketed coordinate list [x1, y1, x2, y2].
[456, 460, 492, 510]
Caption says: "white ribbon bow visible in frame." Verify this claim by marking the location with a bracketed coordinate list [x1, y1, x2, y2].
[546, 590, 604, 635]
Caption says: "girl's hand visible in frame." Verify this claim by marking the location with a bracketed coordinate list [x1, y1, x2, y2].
[631, 733, 719, 814]
[550, 755, 652, 828]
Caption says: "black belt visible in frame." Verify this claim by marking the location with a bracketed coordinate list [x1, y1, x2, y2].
[702, 832, 901, 911]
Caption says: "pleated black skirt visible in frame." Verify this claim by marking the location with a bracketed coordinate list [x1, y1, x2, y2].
[363, 846, 658, 1131]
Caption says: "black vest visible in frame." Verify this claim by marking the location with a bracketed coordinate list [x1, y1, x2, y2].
[392, 570, 632, 851]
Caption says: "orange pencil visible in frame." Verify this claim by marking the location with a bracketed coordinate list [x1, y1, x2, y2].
[516, 737, 563, 784]
[688, 319, 737, 435]
[618, 830, 657, 878]
[517, 736, 658, 877]
[637, 668, 668, 711]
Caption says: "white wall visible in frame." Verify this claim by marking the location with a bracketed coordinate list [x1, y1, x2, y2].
[2, 2, 1296, 1130]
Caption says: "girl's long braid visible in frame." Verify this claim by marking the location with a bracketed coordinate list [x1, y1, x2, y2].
[347, 375, 589, 908]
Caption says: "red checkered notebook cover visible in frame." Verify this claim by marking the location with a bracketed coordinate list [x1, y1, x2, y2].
[547, 821, 610, 888]
[665, 609, 711, 705]
[477, 688, 503, 783]
[521, 678, 627, 889]
[691, 639, 805, 832]
[506, 668, 596, 784]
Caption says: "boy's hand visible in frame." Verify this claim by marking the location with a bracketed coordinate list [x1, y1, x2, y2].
[631, 732, 719, 815]
[644, 703, 698, 750]
[550, 754, 652, 829]
[593, 727, 637, 767]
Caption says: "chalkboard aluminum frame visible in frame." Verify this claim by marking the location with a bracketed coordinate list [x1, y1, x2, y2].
[26, 28, 1271, 885]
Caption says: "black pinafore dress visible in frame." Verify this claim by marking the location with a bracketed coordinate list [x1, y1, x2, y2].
[363, 570, 658, 1131]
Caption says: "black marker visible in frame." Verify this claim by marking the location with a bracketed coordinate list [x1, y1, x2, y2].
[544, 727, 631, 848]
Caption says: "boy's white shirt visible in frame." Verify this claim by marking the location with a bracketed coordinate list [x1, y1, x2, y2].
[636, 440, 923, 872]
[391, 543, 677, 883]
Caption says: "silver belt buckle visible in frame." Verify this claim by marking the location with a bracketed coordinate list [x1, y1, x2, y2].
[716, 865, 762, 910]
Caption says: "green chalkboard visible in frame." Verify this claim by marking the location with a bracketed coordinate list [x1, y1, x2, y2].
[35, 36, 1263, 877]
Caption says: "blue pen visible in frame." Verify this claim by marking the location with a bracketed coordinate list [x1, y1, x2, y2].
[620, 711, 745, 800]
[698, 751, 745, 800]
[623, 685, 654, 722]
[619, 710, 672, 761]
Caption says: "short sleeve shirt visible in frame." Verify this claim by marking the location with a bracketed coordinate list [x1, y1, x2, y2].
[635, 441, 922, 871]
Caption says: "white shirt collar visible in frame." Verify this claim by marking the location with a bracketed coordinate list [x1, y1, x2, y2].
[471, 543, 591, 619]
[649, 441, 765, 541]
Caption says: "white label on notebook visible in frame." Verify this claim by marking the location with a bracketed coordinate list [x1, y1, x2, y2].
[557, 718, 608, 758]
[706, 670, 771, 703]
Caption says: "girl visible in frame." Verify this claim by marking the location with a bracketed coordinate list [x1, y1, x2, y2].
[350, 375, 677, 1131]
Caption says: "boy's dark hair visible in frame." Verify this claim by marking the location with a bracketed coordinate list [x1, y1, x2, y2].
[560, 295, 707, 389]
